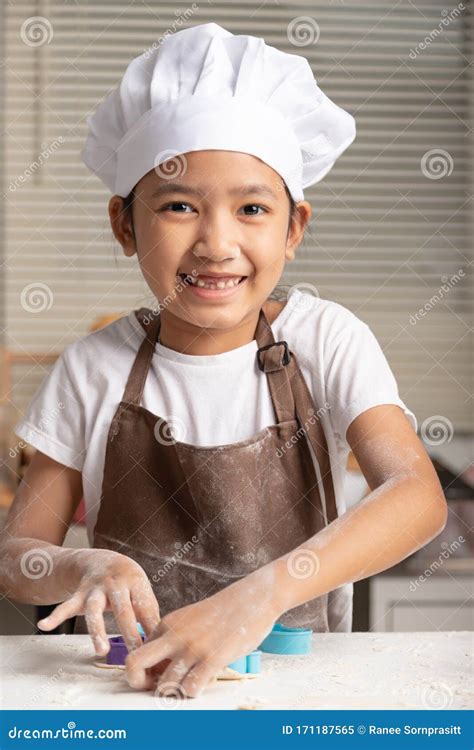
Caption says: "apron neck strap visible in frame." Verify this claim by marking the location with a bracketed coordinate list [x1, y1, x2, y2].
[254, 308, 296, 423]
[254, 310, 337, 524]
[123, 309, 161, 406]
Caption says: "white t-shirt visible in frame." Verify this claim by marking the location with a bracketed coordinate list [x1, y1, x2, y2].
[14, 288, 417, 550]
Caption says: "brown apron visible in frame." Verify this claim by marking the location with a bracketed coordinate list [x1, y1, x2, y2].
[74, 304, 346, 635]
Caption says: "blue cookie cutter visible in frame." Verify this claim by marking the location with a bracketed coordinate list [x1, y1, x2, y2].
[259, 623, 313, 655]
[106, 621, 311, 672]
[227, 650, 261, 675]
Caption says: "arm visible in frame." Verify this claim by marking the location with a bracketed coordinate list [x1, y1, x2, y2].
[272, 403, 447, 611]
[125, 404, 447, 696]
[0, 449, 160, 653]
[0, 449, 86, 604]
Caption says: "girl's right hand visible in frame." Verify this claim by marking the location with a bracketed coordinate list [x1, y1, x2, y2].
[36, 549, 160, 657]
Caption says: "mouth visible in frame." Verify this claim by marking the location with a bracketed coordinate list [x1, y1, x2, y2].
[177, 273, 247, 290]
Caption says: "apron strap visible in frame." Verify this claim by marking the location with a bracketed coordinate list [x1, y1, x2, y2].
[255, 309, 338, 525]
[122, 308, 161, 406]
[254, 309, 297, 423]
[290, 356, 338, 525]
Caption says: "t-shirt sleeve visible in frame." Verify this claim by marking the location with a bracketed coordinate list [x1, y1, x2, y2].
[13, 344, 86, 472]
[325, 319, 417, 448]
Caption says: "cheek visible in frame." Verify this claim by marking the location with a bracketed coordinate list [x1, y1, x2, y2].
[251, 242, 287, 275]
[137, 230, 181, 272]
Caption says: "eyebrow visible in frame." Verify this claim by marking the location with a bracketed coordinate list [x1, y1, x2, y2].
[150, 182, 279, 200]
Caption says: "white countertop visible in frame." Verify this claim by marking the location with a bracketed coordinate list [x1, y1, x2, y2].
[1, 632, 471, 710]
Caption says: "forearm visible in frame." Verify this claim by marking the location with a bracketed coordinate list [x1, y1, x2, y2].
[270, 474, 447, 614]
[0, 537, 94, 605]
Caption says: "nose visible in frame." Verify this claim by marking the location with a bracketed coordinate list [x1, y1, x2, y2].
[192, 211, 240, 262]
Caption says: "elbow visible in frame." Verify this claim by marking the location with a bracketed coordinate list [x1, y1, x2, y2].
[430, 470, 449, 533]
[423, 488, 449, 540]
[404, 469, 448, 543]
[413, 464, 448, 537]
[434, 496, 448, 534]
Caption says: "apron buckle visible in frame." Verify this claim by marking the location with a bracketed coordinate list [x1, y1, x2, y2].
[257, 340, 291, 372]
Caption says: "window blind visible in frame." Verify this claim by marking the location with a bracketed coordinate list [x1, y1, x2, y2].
[2, 0, 472, 430]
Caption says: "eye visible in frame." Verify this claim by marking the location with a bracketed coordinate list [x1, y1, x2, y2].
[241, 204, 267, 216]
[161, 202, 193, 213]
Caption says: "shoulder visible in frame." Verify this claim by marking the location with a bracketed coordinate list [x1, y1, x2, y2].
[275, 289, 369, 359]
[59, 309, 144, 376]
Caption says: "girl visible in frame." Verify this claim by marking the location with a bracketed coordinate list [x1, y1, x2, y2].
[1, 22, 446, 698]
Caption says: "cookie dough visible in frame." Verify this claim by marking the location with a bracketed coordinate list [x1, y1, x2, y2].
[93, 661, 258, 680]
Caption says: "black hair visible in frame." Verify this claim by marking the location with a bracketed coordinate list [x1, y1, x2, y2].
[122, 188, 136, 242]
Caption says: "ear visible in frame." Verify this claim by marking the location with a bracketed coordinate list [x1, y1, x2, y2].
[285, 201, 312, 261]
[109, 195, 136, 257]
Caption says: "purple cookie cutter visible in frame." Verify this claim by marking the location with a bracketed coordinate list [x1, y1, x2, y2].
[106, 634, 145, 665]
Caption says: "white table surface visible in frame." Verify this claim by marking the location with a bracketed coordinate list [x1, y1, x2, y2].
[1, 631, 472, 710]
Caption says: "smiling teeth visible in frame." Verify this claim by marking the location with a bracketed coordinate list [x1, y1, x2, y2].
[186, 275, 242, 289]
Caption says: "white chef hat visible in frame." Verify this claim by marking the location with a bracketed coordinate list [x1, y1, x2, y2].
[81, 22, 356, 202]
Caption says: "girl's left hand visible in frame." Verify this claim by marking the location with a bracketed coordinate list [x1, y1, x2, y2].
[125, 564, 283, 697]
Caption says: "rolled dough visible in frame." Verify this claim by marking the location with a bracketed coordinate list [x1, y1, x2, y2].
[93, 660, 258, 681]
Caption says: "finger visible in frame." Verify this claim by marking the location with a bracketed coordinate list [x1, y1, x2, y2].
[108, 587, 143, 653]
[155, 654, 195, 696]
[148, 658, 171, 681]
[84, 587, 109, 656]
[181, 660, 221, 698]
[131, 660, 171, 692]
[125, 636, 175, 690]
[37, 593, 83, 631]
[130, 579, 160, 641]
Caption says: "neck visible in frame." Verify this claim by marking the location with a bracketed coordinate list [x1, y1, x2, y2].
[157, 309, 262, 355]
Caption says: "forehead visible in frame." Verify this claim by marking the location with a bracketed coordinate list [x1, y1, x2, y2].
[138, 150, 286, 196]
